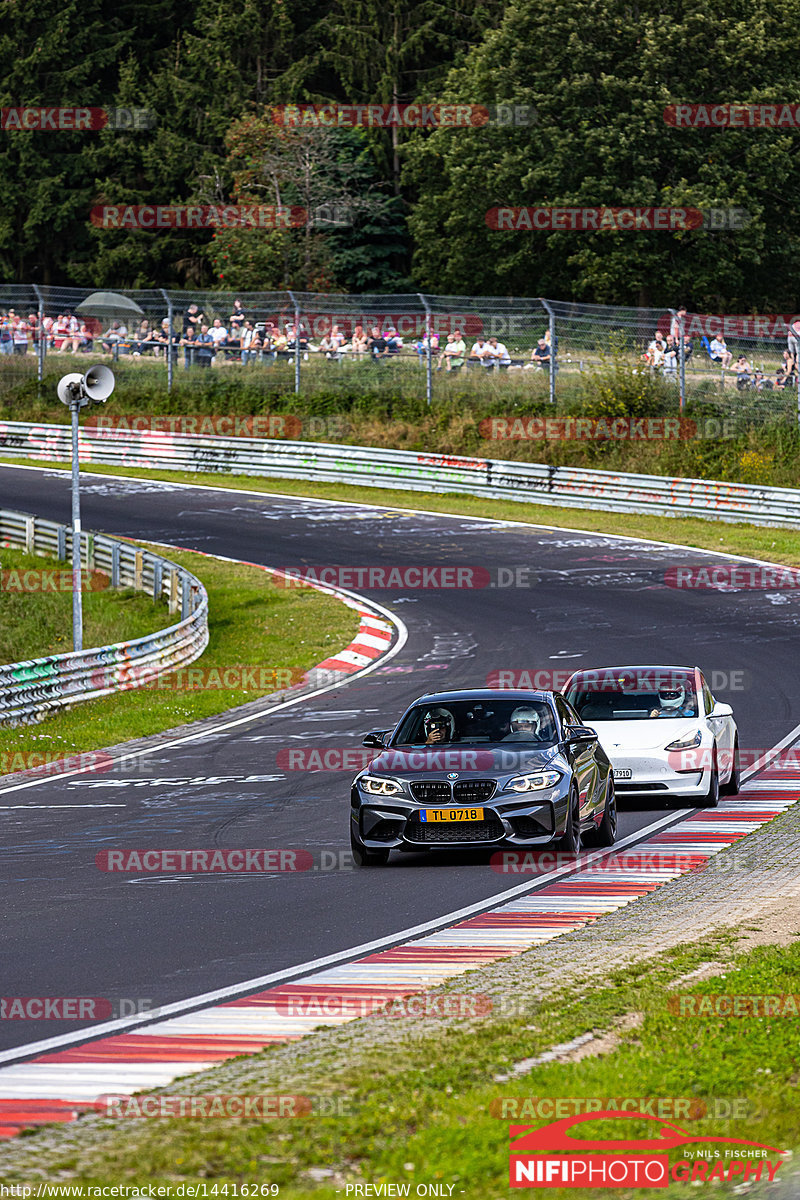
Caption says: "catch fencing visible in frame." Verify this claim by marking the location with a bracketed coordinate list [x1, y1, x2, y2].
[0, 285, 798, 423]
[0, 508, 208, 726]
[1, 423, 799, 529]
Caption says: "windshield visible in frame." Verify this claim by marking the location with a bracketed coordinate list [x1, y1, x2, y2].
[565, 670, 698, 721]
[392, 698, 559, 746]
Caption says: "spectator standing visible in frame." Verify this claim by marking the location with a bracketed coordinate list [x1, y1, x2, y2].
[670, 305, 688, 340]
[12, 314, 29, 355]
[195, 325, 216, 368]
[182, 328, 198, 367]
[210, 319, 229, 358]
[0, 312, 13, 355]
[229, 299, 246, 343]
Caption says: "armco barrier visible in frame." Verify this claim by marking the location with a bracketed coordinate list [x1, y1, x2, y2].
[1, 420, 800, 528]
[0, 508, 208, 726]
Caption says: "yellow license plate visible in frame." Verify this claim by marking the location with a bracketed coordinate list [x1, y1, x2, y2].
[421, 807, 484, 823]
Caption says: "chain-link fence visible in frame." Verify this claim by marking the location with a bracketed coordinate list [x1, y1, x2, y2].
[1, 284, 798, 425]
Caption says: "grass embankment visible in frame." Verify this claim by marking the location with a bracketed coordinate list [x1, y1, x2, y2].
[2, 351, 798, 488]
[1, 932, 797, 1197]
[0, 540, 359, 770]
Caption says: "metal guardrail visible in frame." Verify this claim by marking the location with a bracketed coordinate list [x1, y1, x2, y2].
[0, 420, 799, 528]
[0, 507, 208, 726]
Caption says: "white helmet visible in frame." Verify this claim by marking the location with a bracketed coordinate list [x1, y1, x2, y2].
[510, 706, 541, 734]
[659, 684, 686, 710]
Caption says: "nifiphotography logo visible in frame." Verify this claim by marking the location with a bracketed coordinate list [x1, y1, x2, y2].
[508, 1111, 787, 1188]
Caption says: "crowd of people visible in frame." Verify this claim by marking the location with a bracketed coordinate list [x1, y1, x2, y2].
[2, 299, 797, 391]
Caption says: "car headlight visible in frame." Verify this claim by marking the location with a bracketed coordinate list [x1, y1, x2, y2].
[359, 775, 404, 796]
[503, 770, 562, 793]
[664, 729, 703, 751]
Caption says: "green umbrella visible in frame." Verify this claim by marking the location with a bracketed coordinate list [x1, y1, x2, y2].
[76, 291, 145, 321]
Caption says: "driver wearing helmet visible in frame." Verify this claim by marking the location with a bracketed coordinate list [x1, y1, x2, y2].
[502, 705, 542, 741]
[649, 683, 694, 718]
[423, 707, 455, 744]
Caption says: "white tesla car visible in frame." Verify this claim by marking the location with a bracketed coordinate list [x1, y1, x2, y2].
[563, 665, 739, 807]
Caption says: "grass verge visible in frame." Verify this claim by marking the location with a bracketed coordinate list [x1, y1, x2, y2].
[1, 930, 797, 1196]
[0, 538, 359, 771]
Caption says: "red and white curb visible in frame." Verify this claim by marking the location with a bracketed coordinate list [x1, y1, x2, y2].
[0, 772, 796, 1139]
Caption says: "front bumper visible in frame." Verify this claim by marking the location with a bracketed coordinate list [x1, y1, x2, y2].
[610, 750, 712, 798]
[352, 779, 569, 850]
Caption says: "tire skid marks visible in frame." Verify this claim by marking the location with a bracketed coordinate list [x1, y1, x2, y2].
[0, 779, 797, 1137]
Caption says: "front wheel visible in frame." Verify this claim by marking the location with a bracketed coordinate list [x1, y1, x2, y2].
[555, 788, 582, 855]
[700, 753, 720, 808]
[587, 780, 617, 847]
[720, 737, 740, 796]
[350, 825, 390, 867]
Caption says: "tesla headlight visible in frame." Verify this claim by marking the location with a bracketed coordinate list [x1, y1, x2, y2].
[664, 729, 703, 751]
[359, 775, 404, 796]
[503, 770, 562, 793]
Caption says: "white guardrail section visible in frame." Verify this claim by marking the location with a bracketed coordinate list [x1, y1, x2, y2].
[0, 507, 208, 726]
[1, 420, 800, 527]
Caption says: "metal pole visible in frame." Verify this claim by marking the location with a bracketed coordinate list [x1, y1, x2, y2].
[287, 291, 301, 394]
[540, 298, 556, 405]
[676, 309, 686, 413]
[418, 293, 432, 405]
[160, 289, 173, 393]
[32, 284, 44, 386]
[70, 394, 83, 652]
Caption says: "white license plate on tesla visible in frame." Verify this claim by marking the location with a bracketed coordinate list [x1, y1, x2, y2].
[613, 768, 632, 779]
[421, 807, 484, 823]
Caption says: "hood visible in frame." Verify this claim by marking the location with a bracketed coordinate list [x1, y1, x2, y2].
[365, 743, 561, 780]
[583, 717, 702, 754]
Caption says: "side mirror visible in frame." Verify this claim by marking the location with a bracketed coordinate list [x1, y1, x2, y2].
[362, 730, 389, 748]
[711, 701, 733, 718]
[565, 725, 598, 743]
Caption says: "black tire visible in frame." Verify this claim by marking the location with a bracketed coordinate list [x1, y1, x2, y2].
[700, 752, 720, 808]
[720, 737, 740, 796]
[555, 788, 582, 855]
[587, 779, 617, 847]
[350, 825, 390, 867]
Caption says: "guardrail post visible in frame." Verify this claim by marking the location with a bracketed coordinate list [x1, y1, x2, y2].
[287, 290, 301, 395]
[134, 549, 143, 590]
[152, 559, 163, 601]
[32, 284, 45, 387]
[418, 293, 433, 406]
[86, 533, 95, 571]
[181, 573, 190, 620]
[160, 289, 174, 394]
[57, 526, 66, 561]
[540, 298, 556, 405]
[111, 543, 120, 587]
[25, 515, 35, 554]
[169, 568, 179, 614]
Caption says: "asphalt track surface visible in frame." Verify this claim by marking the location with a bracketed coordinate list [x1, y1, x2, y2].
[2, 463, 798, 1054]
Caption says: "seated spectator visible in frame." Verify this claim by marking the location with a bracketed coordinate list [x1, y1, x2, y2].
[77, 322, 94, 353]
[528, 338, 551, 370]
[734, 355, 753, 388]
[319, 333, 338, 359]
[708, 335, 732, 368]
[437, 329, 466, 371]
[182, 328, 198, 367]
[470, 336, 490, 363]
[350, 324, 368, 357]
[52, 314, 69, 352]
[195, 325, 216, 367]
[414, 332, 439, 358]
[209, 319, 229, 355]
[781, 349, 797, 382]
[101, 321, 127, 353]
[484, 336, 511, 368]
[754, 370, 772, 391]
[40, 314, 54, 350]
[368, 326, 389, 359]
[645, 332, 665, 368]
[131, 319, 151, 355]
[330, 324, 346, 351]
[0, 312, 13, 355]
[385, 326, 403, 354]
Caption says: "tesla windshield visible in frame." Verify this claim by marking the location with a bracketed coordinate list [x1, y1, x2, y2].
[567, 672, 698, 721]
[392, 699, 559, 746]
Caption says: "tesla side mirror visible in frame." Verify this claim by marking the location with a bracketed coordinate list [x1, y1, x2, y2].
[362, 730, 389, 748]
[566, 725, 598, 743]
[711, 701, 733, 718]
